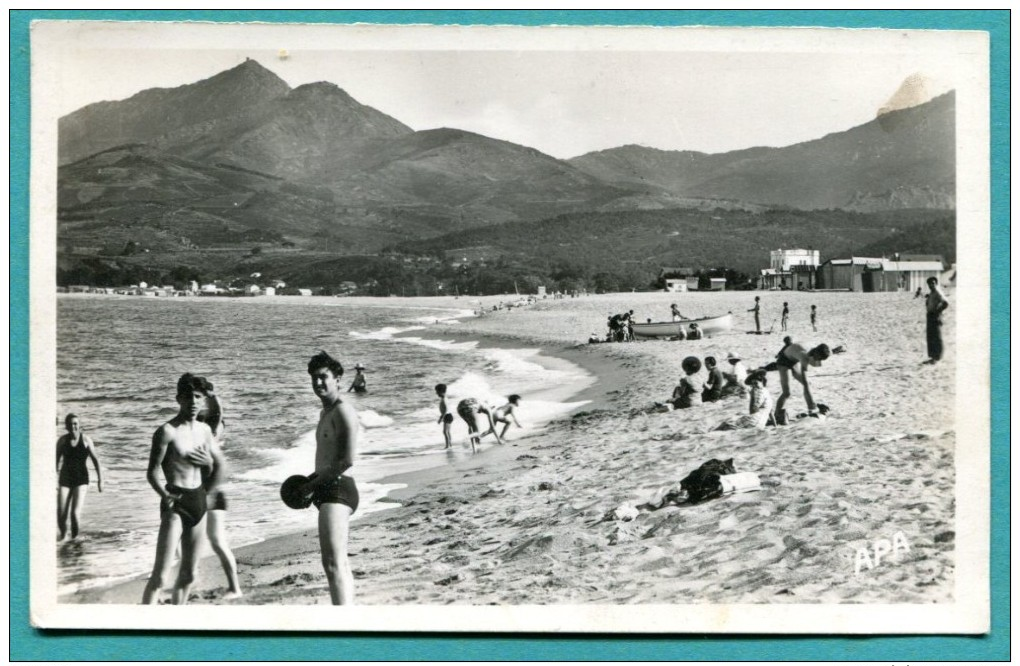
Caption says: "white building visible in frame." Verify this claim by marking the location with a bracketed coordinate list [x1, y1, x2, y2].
[770, 248, 819, 271]
[664, 279, 688, 293]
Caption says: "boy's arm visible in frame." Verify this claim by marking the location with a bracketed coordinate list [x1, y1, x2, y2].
[85, 436, 104, 492]
[146, 426, 174, 502]
[56, 438, 63, 475]
[204, 437, 227, 492]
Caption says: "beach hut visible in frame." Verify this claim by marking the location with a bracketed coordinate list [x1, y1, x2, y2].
[816, 257, 885, 291]
[708, 277, 726, 291]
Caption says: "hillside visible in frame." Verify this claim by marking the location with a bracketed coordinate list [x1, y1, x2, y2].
[388, 207, 954, 278]
[570, 92, 956, 212]
[59, 59, 292, 165]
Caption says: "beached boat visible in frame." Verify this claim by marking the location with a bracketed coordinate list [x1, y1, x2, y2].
[631, 313, 734, 340]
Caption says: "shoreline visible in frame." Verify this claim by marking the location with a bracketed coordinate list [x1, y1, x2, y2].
[64, 305, 622, 605]
[64, 291, 957, 607]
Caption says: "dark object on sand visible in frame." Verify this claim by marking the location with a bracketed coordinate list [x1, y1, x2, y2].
[680, 458, 737, 504]
[281, 474, 313, 510]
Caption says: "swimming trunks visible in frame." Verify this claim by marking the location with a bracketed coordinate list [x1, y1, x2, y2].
[311, 475, 359, 513]
[456, 398, 479, 420]
[164, 484, 208, 529]
[776, 347, 798, 369]
[58, 436, 90, 488]
[208, 490, 228, 512]
[442, 413, 454, 424]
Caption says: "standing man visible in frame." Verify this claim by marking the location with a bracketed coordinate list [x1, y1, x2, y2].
[748, 296, 761, 334]
[924, 277, 950, 364]
[781, 302, 790, 332]
[142, 373, 223, 605]
[303, 351, 359, 605]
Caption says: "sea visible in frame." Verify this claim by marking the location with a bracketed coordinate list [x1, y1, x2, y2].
[55, 295, 594, 597]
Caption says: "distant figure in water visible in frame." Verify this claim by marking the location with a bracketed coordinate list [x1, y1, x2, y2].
[914, 286, 923, 299]
[456, 398, 503, 452]
[193, 386, 242, 599]
[773, 342, 831, 424]
[715, 369, 773, 430]
[810, 304, 818, 332]
[56, 413, 103, 541]
[923, 276, 950, 364]
[348, 363, 367, 394]
[435, 383, 454, 449]
[748, 296, 761, 333]
[781, 302, 789, 332]
[484, 395, 523, 440]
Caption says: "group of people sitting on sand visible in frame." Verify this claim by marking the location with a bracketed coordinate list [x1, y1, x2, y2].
[650, 336, 834, 429]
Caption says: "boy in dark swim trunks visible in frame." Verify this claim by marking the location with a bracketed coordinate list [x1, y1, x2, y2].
[142, 373, 224, 605]
[435, 383, 454, 449]
[774, 342, 831, 424]
[301, 351, 359, 605]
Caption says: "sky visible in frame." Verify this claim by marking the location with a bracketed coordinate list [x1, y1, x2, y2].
[47, 23, 961, 159]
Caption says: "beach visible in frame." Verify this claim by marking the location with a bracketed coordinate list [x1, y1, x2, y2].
[68, 290, 956, 606]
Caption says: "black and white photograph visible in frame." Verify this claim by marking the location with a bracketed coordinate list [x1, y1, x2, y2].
[29, 20, 990, 633]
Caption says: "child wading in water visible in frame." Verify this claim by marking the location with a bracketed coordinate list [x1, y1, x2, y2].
[435, 383, 453, 449]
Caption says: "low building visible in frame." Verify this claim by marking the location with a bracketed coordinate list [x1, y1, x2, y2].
[264, 286, 276, 297]
[297, 288, 313, 297]
[761, 248, 820, 289]
[816, 257, 885, 291]
[817, 257, 942, 292]
[708, 277, 726, 291]
[686, 277, 700, 291]
[862, 259, 944, 293]
[659, 267, 694, 292]
[664, 278, 688, 293]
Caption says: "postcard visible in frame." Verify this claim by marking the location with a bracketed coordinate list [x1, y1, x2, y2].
[30, 19, 990, 633]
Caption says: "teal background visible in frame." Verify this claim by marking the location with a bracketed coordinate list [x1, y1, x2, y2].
[10, 10, 1008, 661]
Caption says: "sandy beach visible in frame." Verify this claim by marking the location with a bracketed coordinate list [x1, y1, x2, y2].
[70, 290, 956, 607]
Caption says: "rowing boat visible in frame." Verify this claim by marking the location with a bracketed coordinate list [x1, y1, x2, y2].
[631, 313, 734, 340]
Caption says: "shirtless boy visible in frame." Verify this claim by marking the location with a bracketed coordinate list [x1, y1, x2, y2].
[456, 398, 503, 452]
[302, 351, 360, 605]
[142, 373, 223, 605]
[774, 342, 831, 424]
[435, 383, 453, 449]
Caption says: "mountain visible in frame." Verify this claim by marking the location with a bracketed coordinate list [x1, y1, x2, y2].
[59, 59, 292, 165]
[55, 61, 956, 291]
[570, 92, 955, 212]
[154, 81, 414, 180]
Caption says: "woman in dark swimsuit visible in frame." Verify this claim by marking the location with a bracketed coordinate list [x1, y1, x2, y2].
[56, 414, 103, 541]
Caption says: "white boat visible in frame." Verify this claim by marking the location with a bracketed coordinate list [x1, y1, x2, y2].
[631, 313, 734, 340]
